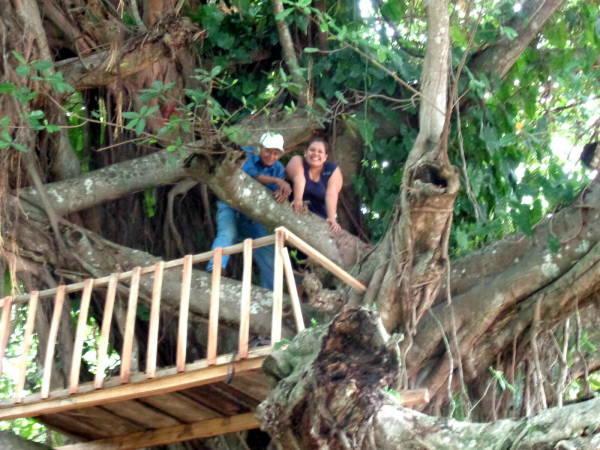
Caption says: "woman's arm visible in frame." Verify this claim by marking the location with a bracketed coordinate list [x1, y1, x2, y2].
[325, 167, 343, 232]
[286, 156, 306, 213]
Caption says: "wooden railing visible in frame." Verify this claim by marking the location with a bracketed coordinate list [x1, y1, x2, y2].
[0, 227, 366, 405]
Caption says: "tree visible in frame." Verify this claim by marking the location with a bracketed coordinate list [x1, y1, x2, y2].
[0, 0, 598, 448]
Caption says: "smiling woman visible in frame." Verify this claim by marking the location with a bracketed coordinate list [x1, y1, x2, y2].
[286, 137, 344, 233]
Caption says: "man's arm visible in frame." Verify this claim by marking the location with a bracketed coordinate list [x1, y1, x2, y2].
[255, 175, 291, 203]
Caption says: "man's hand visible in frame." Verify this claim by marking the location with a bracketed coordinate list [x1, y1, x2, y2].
[273, 180, 292, 203]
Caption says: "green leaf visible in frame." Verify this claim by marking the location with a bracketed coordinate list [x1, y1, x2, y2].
[45, 124, 61, 133]
[12, 51, 27, 64]
[11, 142, 30, 153]
[134, 118, 146, 135]
[32, 60, 53, 72]
[122, 111, 139, 119]
[275, 8, 293, 21]
[303, 47, 320, 53]
[16, 65, 30, 77]
[0, 83, 15, 94]
[380, 0, 405, 22]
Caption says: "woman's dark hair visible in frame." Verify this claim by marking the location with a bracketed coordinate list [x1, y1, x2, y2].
[307, 136, 329, 153]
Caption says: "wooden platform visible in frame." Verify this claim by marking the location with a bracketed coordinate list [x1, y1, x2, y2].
[0, 228, 384, 448]
[1, 350, 273, 449]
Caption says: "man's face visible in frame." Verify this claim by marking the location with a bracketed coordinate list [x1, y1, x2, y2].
[259, 147, 282, 166]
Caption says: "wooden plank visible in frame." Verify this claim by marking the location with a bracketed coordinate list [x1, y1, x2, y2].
[279, 227, 367, 292]
[101, 400, 181, 429]
[2, 347, 272, 410]
[14, 292, 39, 402]
[9, 235, 276, 306]
[146, 261, 164, 378]
[271, 229, 284, 344]
[229, 370, 273, 402]
[183, 384, 252, 416]
[94, 273, 118, 389]
[207, 247, 222, 365]
[56, 412, 259, 450]
[281, 247, 305, 332]
[0, 296, 13, 376]
[238, 239, 253, 358]
[120, 267, 141, 384]
[176, 255, 193, 372]
[44, 406, 144, 439]
[140, 393, 220, 423]
[41, 285, 66, 399]
[69, 279, 94, 394]
[0, 356, 266, 420]
[398, 388, 430, 407]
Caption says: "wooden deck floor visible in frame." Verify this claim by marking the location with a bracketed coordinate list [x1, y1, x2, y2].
[0, 349, 273, 449]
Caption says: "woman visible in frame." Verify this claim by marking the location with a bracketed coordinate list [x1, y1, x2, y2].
[286, 137, 343, 233]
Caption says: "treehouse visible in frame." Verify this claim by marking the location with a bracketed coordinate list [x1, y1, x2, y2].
[0, 227, 427, 449]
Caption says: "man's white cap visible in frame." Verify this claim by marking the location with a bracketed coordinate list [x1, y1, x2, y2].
[259, 132, 285, 152]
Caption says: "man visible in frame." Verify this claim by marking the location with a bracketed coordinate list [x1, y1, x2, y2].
[207, 132, 291, 289]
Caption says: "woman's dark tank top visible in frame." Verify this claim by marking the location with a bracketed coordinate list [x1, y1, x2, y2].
[302, 159, 337, 218]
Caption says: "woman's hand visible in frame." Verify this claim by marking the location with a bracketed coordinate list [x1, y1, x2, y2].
[292, 199, 305, 213]
[326, 217, 341, 233]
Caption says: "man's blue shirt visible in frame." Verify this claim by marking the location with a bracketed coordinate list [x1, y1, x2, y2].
[241, 146, 285, 191]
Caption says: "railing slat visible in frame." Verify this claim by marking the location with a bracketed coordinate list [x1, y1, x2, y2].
[41, 285, 66, 399]
[69, 279, 94, 394]
[15, 292, 38, 402]
[176, 255, 193, 372]
[281, 247, 305, 332]
[271, 230, 284, 345]
[8, 235, 276, 306]
[0, 296, 13, 376]
[279, 227, 367, 292]
[94, 273, 118, 389]
[120, 267, 141, 384]
[207, 248, 222, 365]
[146, 261, 164, 378]
[238, 239, 253, 359]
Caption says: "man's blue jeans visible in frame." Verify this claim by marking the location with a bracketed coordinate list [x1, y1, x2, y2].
[206, 201, 275, 290]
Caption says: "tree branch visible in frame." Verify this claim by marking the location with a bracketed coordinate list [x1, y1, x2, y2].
[271, 0, 310, 105]
[469, 0, 565, 79]
[375, 397, 600, 449]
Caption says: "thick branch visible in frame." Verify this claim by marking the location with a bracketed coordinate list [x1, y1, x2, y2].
[56, 16, 202, 89]
[271, 0, 309, 105]
[470, 0, 565, 79]
[375, 397, 600, 449]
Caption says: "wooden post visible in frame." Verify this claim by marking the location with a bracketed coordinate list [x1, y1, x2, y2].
[14, 292, 38, 402]
[69, 279, 94, 394]
[238, 239, 253, 359]
[271, 229, 284, 345]
[146, 261, 164, 378]
[281, 247, 305, 332]
[207, 248, 222, 365]
[176, 255, 193, 372]
[0, 296, 13, 376]
[120, 267, 141, 384]
[41, 285, 66, 399]
[94, 273, 118, 389]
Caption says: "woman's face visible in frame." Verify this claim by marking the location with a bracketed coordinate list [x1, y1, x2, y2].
[304, 141, 328, 168]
